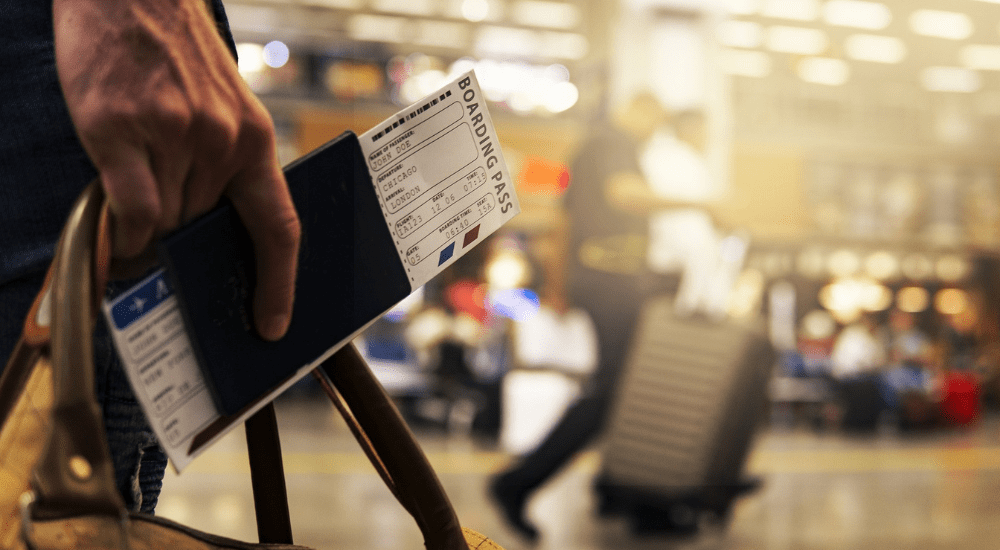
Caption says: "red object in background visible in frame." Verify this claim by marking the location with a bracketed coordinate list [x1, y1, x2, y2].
[445, 279, 488, 323]
[941, 372, 981, 426]
[517, 156, 570, 195]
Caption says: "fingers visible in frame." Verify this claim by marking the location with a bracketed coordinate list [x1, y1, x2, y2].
[99, 146, 161, 258]
[227, 159, 301, 341]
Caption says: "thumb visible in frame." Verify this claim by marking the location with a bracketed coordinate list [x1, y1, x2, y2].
[226, 163, 300, 341]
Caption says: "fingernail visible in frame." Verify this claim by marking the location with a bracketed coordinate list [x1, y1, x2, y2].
[262, 314, 290, 341]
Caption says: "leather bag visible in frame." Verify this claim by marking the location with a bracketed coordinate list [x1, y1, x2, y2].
[0, 181, 503, 550]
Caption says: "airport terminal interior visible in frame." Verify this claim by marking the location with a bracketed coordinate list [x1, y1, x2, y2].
[148, 0, 1000, 547]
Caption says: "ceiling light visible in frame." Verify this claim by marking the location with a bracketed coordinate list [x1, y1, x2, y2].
[236, 43, 265, 74]
[542, 81, 579, 113]
[761, 0, 819, 21]
[718, 20, 764, 48]
[864, 251, 899, 280]
[721, 49, 772, 77]
[910, 9, 973, 41]
[935, 288, 969, 316]
[961, 44, 1000, 71]
[844, 34, 906, 63]
[798, 57, 850, 85]
[262, 41, 289, 69]
[461, 0, 490, 22]
[766, 25, 828, 54]
[921, 66, 981, 93]
[897, 286, 929, 312]
[822, 0, 890, 30]
[511, 1, 581, 30]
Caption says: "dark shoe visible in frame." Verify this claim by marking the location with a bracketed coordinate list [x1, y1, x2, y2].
[488, 474, 540, 542]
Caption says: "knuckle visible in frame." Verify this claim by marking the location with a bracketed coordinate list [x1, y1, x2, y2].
[193, 109, 240, 148]
[152, 102, 193, 136]
[239, 108, 277, 150]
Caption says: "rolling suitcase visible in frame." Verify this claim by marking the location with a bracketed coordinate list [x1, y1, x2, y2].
[594, 295, 775, 534]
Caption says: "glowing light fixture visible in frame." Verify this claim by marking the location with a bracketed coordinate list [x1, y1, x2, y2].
[511, 1, 581, 30]
[909, 10, 973, 41]
[864, 251, 899, 280]
[761, 0, 819, 21]
[935, 288, 969, 316]
[798, 57, 850, 85]
[718, 20, 764, 48]
[819, 277, 892, 323]
[921, 66, 981, 93]
[822, 0, 891, 30]
[236, 43, 265, 74]
[844, 34, 906, 63]
[462, 0, 490, 22]
[262, 41, 289, 69]
[721, 49, 772, 77]
[961, 45, 1000, 71]
[897, 286, 929, 313]
[766, 25, 828, 54]
[485, 250, 533, 290]
[542, 81, 579, 113]
[801, 309, 837, 339]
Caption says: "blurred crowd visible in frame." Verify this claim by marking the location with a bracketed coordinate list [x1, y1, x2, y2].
[783, 296, 998, 433]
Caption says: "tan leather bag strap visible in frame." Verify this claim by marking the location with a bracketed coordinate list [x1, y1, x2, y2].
[30, 181, 127, 519]
[315, 347, 468, 550]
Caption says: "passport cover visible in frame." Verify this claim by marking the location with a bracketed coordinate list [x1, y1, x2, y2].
[158, 131, 412, 415]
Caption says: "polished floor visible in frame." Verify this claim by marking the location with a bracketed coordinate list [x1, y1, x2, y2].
[158, 396, 1000, 550]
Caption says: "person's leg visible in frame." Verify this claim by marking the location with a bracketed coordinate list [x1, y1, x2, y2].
[490, 393, 609, 538]
[490, 300, 638, 540]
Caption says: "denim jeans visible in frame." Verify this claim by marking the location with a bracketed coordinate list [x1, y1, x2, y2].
[0, 0, 234, 514]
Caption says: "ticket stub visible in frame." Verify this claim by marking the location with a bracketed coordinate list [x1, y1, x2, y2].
[102, 270, 218, 471]
[359, 70, 519, 288]
[101, 71, 519, 470]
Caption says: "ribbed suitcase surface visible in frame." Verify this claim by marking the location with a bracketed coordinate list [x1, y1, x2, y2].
[601, 296, 773, 494]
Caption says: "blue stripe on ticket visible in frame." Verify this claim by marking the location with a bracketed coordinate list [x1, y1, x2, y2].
[438, 242, 455, 266]
[109, 270, 174, 331]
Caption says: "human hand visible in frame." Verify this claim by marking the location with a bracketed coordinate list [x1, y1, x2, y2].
[53, 0, 300, 341]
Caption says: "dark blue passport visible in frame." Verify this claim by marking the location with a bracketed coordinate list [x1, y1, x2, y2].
[157, 131, 412, 416]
